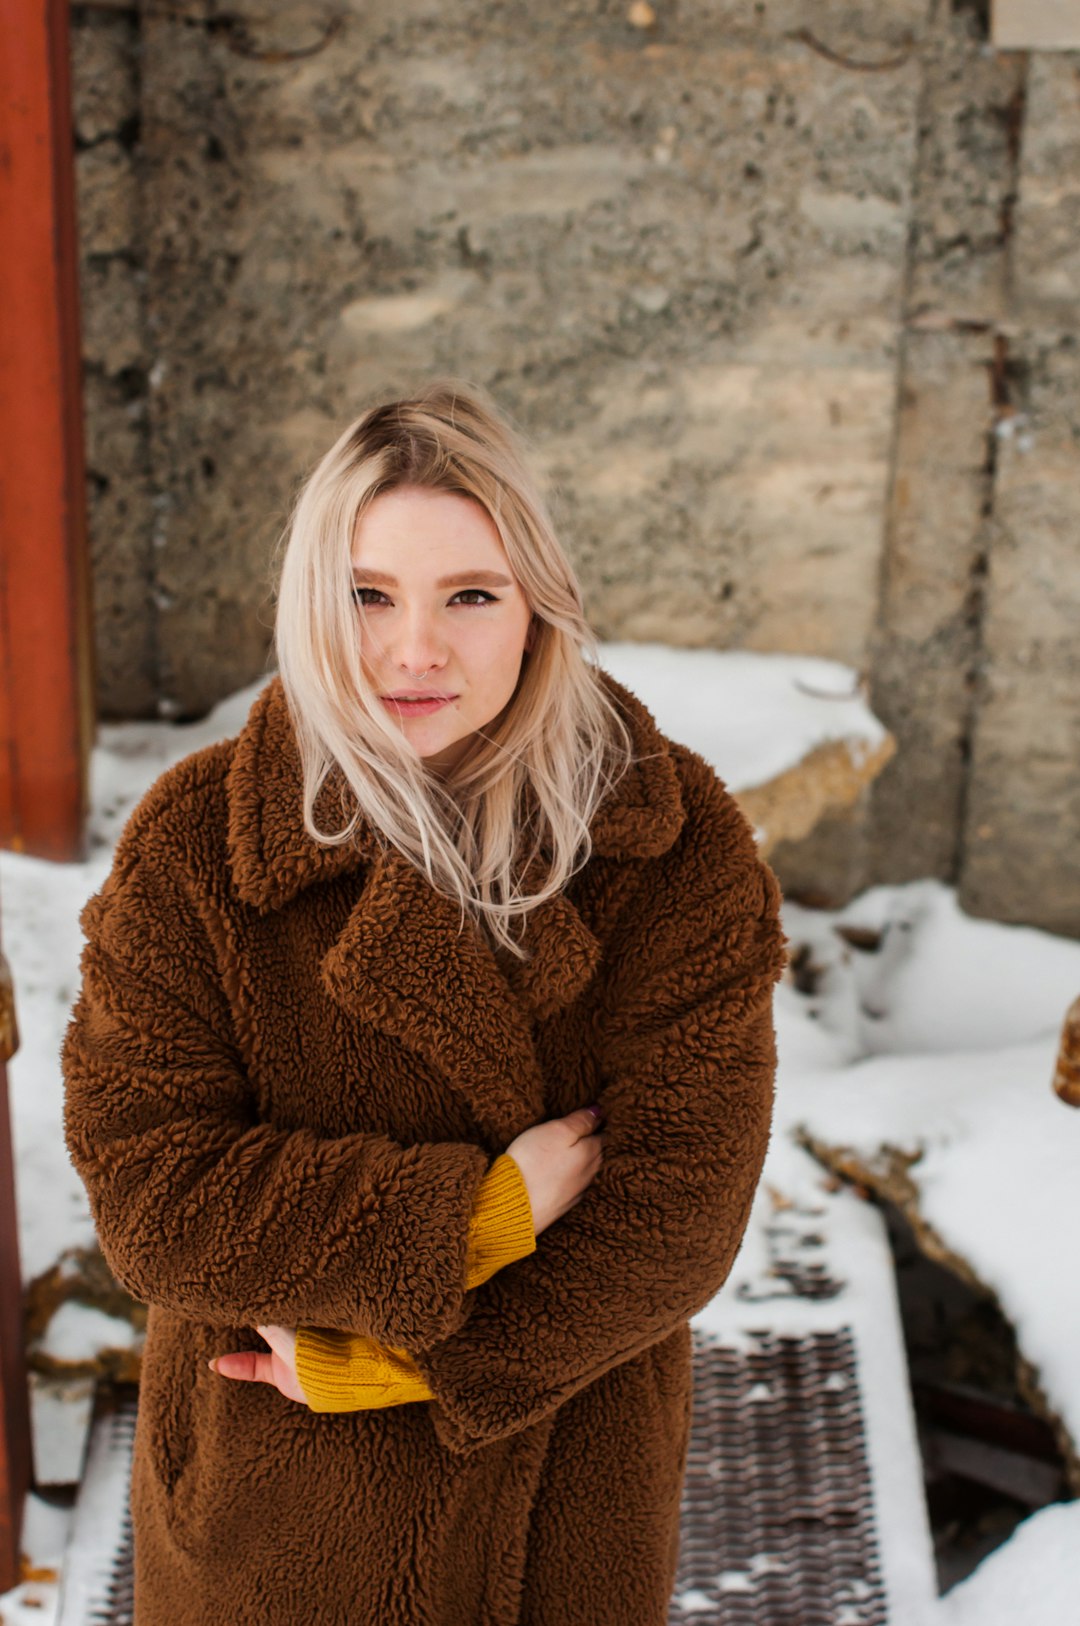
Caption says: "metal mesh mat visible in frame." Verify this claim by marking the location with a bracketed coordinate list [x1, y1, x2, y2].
[59, 1329, 887, 1626]
[734, 1198, 846, 1304]
[55, 1383, 136, 1626]
[670, 1327, 888, 1625]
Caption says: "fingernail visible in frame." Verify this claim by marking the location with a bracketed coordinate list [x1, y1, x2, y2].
[207, 1358, 217, 1373]
[586, 1104, 603, 1119]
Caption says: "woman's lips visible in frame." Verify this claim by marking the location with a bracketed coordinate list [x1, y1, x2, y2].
[380, 695, 456, 716]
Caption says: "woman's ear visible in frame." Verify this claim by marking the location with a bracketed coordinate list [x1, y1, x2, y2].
[524, 617, 537, 654]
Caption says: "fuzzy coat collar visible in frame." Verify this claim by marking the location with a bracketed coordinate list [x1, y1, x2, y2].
[225, 666, 684, 911]
[223, 668, 686, 1137]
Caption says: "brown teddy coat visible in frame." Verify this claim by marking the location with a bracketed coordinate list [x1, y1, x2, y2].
[61, 667, 788, 1626]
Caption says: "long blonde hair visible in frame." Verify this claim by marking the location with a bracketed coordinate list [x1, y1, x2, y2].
[272, 377, 637, 960]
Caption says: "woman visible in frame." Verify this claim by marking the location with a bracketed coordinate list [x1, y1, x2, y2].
[61, 379, 789, 1625]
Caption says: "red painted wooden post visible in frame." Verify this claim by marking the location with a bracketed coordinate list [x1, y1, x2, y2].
[0, 0, 96, 863]
[0, 0, 97, 1588]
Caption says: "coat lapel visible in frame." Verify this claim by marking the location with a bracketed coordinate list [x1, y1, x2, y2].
[319, 851, 600, 1138]
[225, 667, 686, 1140]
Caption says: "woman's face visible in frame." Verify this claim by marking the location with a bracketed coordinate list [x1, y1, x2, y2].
[351, 485, 536, 776]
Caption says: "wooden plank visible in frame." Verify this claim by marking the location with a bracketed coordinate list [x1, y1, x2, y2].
[0, 0, 96, 864]
[0, 0, 95, 1586]
[993, 0, 1080, 48]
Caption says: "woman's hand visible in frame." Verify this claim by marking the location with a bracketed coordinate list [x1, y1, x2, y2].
[208, 1108, 605, 1401]
[504, 1104, 605, 1236]
[209, 1324, 307, 1405]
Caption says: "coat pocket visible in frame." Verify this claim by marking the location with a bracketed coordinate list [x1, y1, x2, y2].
[138, 1310, 211, 1498]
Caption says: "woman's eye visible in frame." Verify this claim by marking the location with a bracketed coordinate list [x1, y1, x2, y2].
[350, 587, 498, 607]
[453, 589, 498, 606]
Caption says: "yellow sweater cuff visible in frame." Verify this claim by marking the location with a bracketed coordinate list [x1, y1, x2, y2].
[293, 1331, 432, 1412]
[463, 1151, 536, 1290]
[295, 1152, 535, 1413]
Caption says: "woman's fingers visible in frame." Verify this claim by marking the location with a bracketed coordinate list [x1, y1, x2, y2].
[210, 1349, 275, 1384]
[256, 1323, 298, 1366]
[209, 1325, 307, 1406]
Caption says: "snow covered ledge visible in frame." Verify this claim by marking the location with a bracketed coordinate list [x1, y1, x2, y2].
[594, 642, 896, 854]
[777, 882, 1080, 1498]
[795, 1129, 1080, 1494]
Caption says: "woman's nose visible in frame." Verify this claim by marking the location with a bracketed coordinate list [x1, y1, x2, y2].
[388, 612, 447, 673]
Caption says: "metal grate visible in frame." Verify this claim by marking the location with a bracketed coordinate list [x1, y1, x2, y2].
[735, 1199, 846, 1304]
[55, 1383, 136, 1626]
[669, 1327, 888, 1625]
[60, 1331, 888, 1626]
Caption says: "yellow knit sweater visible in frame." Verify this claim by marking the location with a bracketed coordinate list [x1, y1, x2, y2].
[294, 1152, 535, 1412]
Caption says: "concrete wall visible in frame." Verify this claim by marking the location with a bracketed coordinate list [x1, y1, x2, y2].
[70, 1, 1080, 935]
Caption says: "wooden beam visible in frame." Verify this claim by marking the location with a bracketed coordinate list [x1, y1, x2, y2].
[993, 0, 1080, 48]
[0, 0, 96, 864]
[0, 0, 96, 1586]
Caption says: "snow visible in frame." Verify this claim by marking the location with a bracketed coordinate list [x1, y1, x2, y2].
[935, 1501, 1080, 1626]
[0, 1491, 67, 1624]
[2, 648, 1078, 1622]
[784, 879, 1080, 1059]
[1, 675, 270, 1289]
[40, 1302, 141, 1363]
[593, 641, 888, 791]
[769, 887, 1080, 1464]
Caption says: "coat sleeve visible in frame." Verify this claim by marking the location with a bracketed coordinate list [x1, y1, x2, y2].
[410, 766, 790, 1455]
[293, 1152, 536, 1411]
[60, 818, 492, 1348]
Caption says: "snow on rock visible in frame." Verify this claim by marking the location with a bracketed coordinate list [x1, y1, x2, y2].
[594, 643, 889, 790]
[595, 643, 895, 853]
[785, 878, 1080, 1061]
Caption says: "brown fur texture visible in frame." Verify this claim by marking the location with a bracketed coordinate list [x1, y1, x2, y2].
[61, 668, 789, 1625]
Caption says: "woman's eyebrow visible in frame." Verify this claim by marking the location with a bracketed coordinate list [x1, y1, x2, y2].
[350, 568, 513, 588]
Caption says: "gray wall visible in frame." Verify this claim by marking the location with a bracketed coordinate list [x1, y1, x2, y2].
[71, 1, 1080, 936]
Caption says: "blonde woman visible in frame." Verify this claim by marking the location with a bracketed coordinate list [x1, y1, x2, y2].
[62, 379, 789, 1625]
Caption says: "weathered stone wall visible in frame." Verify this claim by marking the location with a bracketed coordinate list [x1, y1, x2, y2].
[959, 49, 1080, 936]
[70, 0, 1080, 935]
[72, 6, 155, 711]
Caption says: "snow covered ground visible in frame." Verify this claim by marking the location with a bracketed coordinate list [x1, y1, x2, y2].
[1, 648, 1077, 1622]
